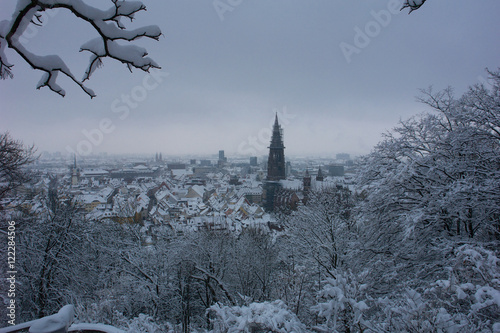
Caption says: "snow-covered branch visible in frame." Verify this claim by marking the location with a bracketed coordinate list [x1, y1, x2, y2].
[401, 0, 427, 14]
[0, 0, 161, 98]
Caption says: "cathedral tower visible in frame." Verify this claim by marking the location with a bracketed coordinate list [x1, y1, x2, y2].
[267, 113, 286, 181]
[71, 154, 79, 186]
[263, 114, 286, 211]
[316, 166, 324, 182]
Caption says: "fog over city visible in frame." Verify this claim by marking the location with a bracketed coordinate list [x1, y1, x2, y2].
[1, 1, 498, 157]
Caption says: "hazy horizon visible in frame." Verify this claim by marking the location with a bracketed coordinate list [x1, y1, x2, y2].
[1, 1, 499, 157]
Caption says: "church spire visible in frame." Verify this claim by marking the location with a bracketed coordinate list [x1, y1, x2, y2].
[267, 113, 286, 181]
[71, 154, 79, 186]
[316, 166, 324, 181]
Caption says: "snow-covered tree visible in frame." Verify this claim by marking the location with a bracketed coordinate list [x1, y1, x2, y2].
[208, 300, 306, 333]
[312, 269, 370, 333]
[0, 132, 36, 205]
[168, 230, 237, 331]
[287, 188, 357, 274]
[15, 198, 98, 320]
[370, 244, 500, 332]
[232, 228, 281, 303]
[280, 187, 360, 326]
[353, 69, 500, 331]
[0, 0, 161, 97]
[357, 69, 500, 254]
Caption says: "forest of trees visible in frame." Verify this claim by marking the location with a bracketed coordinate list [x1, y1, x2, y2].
[1, 70, 499, 332]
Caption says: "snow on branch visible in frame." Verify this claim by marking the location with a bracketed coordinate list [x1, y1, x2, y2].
[401, 0, 427, 14]
[0, 0, 162, 98]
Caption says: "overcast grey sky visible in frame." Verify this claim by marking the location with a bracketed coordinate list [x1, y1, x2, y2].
[0, 1, 499, 158]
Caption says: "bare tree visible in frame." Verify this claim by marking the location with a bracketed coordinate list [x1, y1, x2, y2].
[287, 188, 357, 275]
[0, 132, 36, 206]
[14, 195, 96, 320]
[0, 0, 161, 97]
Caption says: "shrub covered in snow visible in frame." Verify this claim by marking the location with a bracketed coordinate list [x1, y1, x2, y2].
[208, 300, 306, 333]
[370, 244, 500, 332]
[312, 270, 369, 333]
[75, 301, 172, 333]
[124, 314, 172, 333]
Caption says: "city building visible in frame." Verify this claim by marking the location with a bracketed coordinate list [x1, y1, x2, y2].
[316, 167, 324, 182]
[71, 154, 79, 186]
[266, 114, 286, 181]
[218, 150, 227, 167]
[263, 114, 286, 211]
[336, 153, 350, 161]
[329, 164, 345, 177]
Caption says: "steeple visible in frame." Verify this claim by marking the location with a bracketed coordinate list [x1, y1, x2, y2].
[316, 166, 324, 181]
[267, 113, 286, 181]
[71, 154, 79, 186]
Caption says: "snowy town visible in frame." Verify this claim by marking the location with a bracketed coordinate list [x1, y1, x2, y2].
[11, 117, 354, 241]
[1, 0, 499, 332]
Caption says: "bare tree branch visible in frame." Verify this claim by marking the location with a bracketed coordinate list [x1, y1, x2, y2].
[0, 132, 36, 206]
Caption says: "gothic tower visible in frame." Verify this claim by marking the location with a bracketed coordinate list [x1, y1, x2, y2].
[262, 114, 286, 211]
[316, 166, 324, 182]
[71, 154, 79, 186]
[267, 113, 286, 181]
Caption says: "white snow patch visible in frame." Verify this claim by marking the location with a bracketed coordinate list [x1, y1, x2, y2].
[29, 304, 74, 333]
